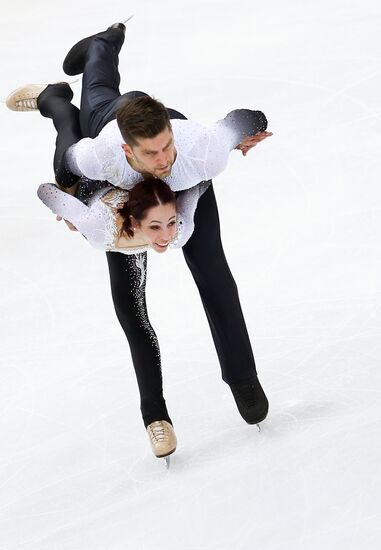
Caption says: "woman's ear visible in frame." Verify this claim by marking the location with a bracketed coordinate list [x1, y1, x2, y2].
[130, 215, 139, 232]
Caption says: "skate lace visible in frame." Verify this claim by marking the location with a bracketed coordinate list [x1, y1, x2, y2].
[148, 422, 169, 443]
[16, 97, 38, 109]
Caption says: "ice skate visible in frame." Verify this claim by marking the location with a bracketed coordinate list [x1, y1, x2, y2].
[5, 84, 48, 112]
[63, 16, 133, 76]
[147, 420, 177, 467]
[229, 377, 269, 426]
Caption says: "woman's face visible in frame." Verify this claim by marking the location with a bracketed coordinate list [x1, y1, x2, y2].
[135, 202, 177, 253]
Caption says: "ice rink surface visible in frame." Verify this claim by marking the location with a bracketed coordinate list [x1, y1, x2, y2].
[1, 0, 380, 548]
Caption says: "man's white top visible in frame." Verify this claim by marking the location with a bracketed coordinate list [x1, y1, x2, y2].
[66, 117, 244, 190]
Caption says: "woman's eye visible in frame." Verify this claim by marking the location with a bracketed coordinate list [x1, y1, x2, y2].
[149, 226, 160, 231]
[168, 221, 176, 227]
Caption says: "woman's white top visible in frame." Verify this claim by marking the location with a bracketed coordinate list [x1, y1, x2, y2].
[37, 182, 209, 254]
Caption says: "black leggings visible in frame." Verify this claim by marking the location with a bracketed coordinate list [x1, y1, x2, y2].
[38, 83, 82, 187]
[39, 28, 257, 427]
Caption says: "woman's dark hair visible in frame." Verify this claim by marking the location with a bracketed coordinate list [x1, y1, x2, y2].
[118, 178, 176, 238]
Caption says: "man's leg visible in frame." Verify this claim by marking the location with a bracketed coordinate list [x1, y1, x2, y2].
[106, 251, 172, 427]
[182, 184, 269, 423]
[182, 184, 256, 382]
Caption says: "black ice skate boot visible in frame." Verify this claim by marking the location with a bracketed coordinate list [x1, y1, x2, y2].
[63, 19, 131, 76]
[229, 377, 269, 425]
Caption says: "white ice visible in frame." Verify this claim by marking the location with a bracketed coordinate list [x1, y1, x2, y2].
[0, 1, 380, 548]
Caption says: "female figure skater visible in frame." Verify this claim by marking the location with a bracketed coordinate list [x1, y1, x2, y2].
[37, 177, 206, 255]
[9, 80, 209, 464]
[37, 175, 206, 463]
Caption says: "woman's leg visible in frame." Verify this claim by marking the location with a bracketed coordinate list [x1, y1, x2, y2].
[37, 83, 82, 187]
[106, 250, 172, 427]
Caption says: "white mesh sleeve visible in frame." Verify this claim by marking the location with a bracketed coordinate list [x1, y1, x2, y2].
[202, 109, 268, 180]
[65, 139, 106, 180]
[65, 121, 129, 185]
[171, 182, 210, 248]
[37, 184, 111, 250]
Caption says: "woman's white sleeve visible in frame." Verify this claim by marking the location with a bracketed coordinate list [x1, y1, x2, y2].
[37, 183, 89, 221]
[37, 184, 109, 250]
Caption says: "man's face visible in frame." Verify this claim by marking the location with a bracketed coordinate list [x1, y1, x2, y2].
[122, 126, 176, 178]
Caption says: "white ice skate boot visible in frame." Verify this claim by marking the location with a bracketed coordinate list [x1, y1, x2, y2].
[147, 420, 177, 467]
[5, 84, 48, 112]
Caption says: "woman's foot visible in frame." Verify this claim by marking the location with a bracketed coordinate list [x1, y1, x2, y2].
[5, 82, 73, 113]
[146, 420, 177, 458]
[6, 84, 47, 111]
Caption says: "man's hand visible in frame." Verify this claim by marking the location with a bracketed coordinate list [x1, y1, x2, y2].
[56, 215, 78, 232]
[235, 131, 273, 156]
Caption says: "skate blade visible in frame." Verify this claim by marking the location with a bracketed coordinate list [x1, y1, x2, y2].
[123, 15, 134, 24]
[164, 456, 170, 469]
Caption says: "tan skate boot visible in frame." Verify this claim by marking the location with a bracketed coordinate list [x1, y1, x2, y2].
[5, 84, 48, 112]
[147, 420, 177, 459]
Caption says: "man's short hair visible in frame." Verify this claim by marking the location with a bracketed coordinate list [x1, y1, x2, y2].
[116, 95, 171, 146]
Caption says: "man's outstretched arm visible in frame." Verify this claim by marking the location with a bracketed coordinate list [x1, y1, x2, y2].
[203, 109, 273, 180]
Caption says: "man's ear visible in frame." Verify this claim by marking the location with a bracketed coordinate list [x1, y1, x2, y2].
[122, 143, 133, 158]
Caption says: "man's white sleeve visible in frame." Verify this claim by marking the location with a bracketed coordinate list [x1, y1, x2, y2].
[203, 109, 268, 180]
[65, 121, 128, 185]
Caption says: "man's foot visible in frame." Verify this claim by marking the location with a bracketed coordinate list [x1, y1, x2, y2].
[146, 420, 177, 458]
[229, 377, 269, 425]
[6, 84, 47, 112]
[63, 21, 130, 76]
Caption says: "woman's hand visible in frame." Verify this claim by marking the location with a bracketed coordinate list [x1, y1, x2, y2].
[56, 215, 78, 232]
